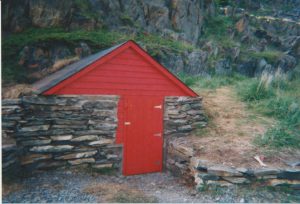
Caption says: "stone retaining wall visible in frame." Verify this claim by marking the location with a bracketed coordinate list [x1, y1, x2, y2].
[2, 143, 20, 179]
[166, 137, 194, 184]
[164, 96, 207, 137]
[167, 138, 300, 190]
[2, 94, 206, 177]
[164, 96, 207, 178]
[192, 158, 300, 190]
[2, 95, 122, 174]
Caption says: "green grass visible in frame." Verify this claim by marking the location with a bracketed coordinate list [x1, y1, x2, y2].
[178, 73, 247, 90]
[248, 50, 284, 64]
[236, 76, 300, 149]
[2, 27, 196, 83]
[237, 79, 275, 101]
[180, 71, 299, 149]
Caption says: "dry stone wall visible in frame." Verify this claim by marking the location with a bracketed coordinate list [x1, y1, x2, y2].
[192, 158, 300, 190]
[2, 94, 207, 178]
[2, 95, 122, 175]
[166, 138, 300, 190]
[164, 96, 207, 181]
[2, 143, 20, 179]
[164, 96, 207, 137]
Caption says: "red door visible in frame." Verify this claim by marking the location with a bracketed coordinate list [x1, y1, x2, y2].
[122, 96, 164, 175]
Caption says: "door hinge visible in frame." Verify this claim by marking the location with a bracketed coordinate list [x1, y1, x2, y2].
[154, 105, 162, 109]
[124, 122, 131, 125]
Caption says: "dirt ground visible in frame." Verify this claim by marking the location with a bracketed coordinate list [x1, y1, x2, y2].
[190, 87, 300, 169]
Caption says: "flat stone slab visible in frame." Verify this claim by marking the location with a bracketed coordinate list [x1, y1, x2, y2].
[71, 135, 99, 142]
[55, 151, 97, 160]
[223, 176, 250, 184]
[2, 144, 17, 152]
[253, 168, 280, 176]
[208, 165, 243, 177]
[92, 163, 113, 169]
[68, 158, 95, 165]
[277, 169, 300, 180]
[285, 160, 300, 168]
[21, 139, 51, 146]
[21, 154, 52, 165]
[19, 125, 50, 132]
[30, 145, 74, 153]
[268, 179, 300, 186]
[88, 139, 114, 146]
[198, 173, 220, 181]
[50, 135, 73, 141]
[190, 158, 210, 171]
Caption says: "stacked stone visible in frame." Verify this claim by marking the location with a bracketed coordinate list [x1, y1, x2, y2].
[2, 95, 122, 173]
[2, 99, 23, 178]
[166, 138, 300, 189]
[191, 158, 300, 189]
[166, 137, 195, 185]
[2, 99, 23, 139]
[164, 96, 207, 137]
[2, 143, 20, 177]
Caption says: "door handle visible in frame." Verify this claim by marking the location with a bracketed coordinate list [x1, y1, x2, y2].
[153, 133, 162, 137]
[124, 122, 131, 125]
[154, 105, 162, 109]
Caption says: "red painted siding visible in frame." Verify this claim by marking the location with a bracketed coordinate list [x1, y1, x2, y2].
[50, 48, 189, 96]
[41, 41, 198, 175]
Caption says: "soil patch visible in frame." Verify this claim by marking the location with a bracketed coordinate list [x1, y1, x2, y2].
[84, 183, 157, 203]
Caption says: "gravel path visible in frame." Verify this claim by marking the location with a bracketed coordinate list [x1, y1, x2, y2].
[3, 170, 300, 203]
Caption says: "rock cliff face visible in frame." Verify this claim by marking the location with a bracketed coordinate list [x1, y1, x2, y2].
[2, 0, 300, 82]
[3, 0, 215, 44]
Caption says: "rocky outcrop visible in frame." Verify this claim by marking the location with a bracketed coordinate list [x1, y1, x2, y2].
[3, 0, 215, 45]
[160, 50, 209, 75]
[18, 42, 91, 82]
[2, 95, 122, 174]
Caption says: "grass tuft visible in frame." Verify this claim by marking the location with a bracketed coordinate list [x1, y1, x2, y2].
[236, 72, 300, 149]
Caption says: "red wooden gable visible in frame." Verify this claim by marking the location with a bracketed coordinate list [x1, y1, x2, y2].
[41, 40, 197, 97]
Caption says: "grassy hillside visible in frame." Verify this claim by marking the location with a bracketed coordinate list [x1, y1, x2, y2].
[183, 72, 300, 149]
